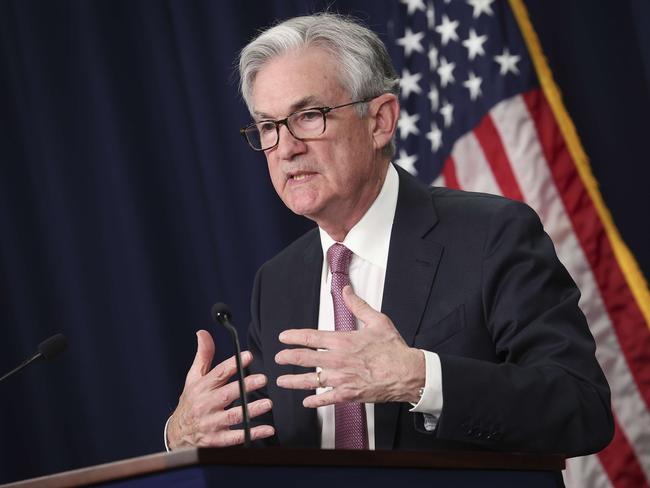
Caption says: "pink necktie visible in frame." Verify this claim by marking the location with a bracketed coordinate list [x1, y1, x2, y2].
[327, 243, 369, 449]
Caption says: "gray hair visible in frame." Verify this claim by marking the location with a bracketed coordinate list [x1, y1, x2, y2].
[238, 13, 400, 157]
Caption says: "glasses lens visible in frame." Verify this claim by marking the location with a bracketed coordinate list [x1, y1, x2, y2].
[288, 110, 325, 139]
[243, 122, 277, 150]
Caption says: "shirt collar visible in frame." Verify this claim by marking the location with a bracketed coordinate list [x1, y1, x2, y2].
[319, 163, 399, 270]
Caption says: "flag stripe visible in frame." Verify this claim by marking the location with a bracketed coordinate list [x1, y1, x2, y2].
[522, 89, 650, 410]
[598, 419, 650, 488]
[565, 452, 614, 488]
[450, 131, 502, 195]
[472, 114, 525, 201]
[441, 156, 460, 189]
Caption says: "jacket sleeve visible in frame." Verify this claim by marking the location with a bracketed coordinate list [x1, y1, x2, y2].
[435, 200, 613, 457]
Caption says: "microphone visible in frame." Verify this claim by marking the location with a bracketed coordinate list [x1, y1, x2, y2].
[211, 303, 251, 447]
[0, 333, 68, 384]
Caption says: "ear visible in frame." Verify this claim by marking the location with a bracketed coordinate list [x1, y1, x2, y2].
[369, 93, 399, 153]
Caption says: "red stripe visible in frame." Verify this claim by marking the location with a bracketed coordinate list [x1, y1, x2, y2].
[598, 416, 649, 487]
[442, 156, 460, 189]
[522, 88, 650, 409]
[472, 114, 525, 201]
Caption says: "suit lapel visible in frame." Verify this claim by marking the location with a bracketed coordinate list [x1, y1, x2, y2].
[375, 166, 443, 449]
[285, 233, 322, 447]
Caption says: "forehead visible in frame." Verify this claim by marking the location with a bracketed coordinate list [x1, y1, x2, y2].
[251, 47, 348, 118]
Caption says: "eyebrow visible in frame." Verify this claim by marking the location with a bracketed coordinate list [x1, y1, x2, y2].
[254, 95, 324, 120]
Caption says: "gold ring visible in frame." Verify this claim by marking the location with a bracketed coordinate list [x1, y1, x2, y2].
[316, 370, 322, 388]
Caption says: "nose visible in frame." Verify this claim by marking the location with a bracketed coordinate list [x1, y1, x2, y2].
[275, 124, 307, 160]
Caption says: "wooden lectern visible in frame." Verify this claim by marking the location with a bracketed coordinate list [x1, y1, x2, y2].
[1, 448, 565, 488]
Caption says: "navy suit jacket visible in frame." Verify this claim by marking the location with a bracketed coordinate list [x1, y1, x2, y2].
[247, 165, 613, 457]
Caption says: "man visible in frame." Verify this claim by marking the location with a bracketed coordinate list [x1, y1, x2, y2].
[166, 13, 613, 455]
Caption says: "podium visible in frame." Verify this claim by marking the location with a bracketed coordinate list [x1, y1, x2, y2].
[2, 448, 565, 487]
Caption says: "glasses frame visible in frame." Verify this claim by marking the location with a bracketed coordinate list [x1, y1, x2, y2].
[239, 96, 378, 151]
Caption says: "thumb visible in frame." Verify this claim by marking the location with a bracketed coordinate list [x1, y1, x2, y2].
[342, 285, 380, 328]
[185, 329, 215, 385]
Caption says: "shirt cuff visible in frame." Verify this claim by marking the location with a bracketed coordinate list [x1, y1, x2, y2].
[163, 416, 172, 452]
[409, 350, 443, 418]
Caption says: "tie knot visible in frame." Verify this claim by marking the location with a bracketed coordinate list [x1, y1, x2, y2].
[327, 243, 353, 275]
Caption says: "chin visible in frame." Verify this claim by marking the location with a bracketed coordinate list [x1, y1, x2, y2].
[282, 194, 323, 218]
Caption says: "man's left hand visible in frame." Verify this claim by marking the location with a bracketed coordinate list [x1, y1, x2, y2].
[275, 285, 425, 407]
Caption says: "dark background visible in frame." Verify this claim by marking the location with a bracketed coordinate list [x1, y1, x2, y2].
[0, 0, 648, 483]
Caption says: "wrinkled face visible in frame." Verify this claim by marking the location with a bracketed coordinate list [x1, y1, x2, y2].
[250, 47, 384, 231]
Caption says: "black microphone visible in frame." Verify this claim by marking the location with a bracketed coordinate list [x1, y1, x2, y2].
[0, 333, 68, 384]
[211, 303, 251, 447]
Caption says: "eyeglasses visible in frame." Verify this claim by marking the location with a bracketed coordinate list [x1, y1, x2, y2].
[240, 96, 377, 151]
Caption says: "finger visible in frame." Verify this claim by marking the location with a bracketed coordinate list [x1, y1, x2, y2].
[204, 350, 254, 388]
[212, 374, 268, 409]
[275, 347, 322, 367]
[276, 371, 333, 390]
[186, 330, 216, 385]
[222, 399, 273, 427]
[342, 285, 381, 327]
[213, 425, 275, 447]
[275, 348, 353, 371]
[278, 328, 346, 349]
[302, 389, 341, 408]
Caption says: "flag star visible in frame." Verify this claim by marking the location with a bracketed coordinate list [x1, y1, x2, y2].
[426, 122, 443, 152]
[397, 110, 421, 139]
[437, 57, 456, 87]
[426, 2, 435, 29]
[467, 0, 495, 18]
[400, 68, 423, 98]
[463, 71, 483, 100]
[494, 47, 521, 75]
[400, 0, 426, 15]
[396, 28, 425, 58]
[440, 101, 454, 127]
[428, 45, 439, 70]
[428, 85, 440, 112]
[462, 29, 488, 60]
[395, 149, 418, 175]
[435, 15, 459, 46]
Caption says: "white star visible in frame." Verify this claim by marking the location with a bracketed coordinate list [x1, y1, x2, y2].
[397, 110, 420, 140]
[400, 0, 426, 15]
[428, 85, 439, 112]
[494, 48, 521, 75]
[428, 45, 439, 70]
[466, 0, 495, 18]
[436, 57, 456, 87]
[395, 149, 418, 175]
[440, 101, 454, 127]
[426, 2, 435, 29]
[426, 122, 443, 152]
[396, 28, 425, 58]
[400, 69, 423, 99]
[463, 71, 483, 100]
[462, 29, 488, 60]
[435, 15, 459, 46]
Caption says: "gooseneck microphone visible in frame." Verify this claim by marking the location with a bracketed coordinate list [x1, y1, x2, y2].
[0, 333, 68, 384]
[211, 303, 251, 447]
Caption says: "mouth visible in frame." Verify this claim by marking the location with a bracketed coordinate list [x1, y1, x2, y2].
[287, 171, 317, 183]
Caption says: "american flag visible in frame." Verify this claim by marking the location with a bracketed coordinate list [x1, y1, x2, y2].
[387, 0, 650, 486]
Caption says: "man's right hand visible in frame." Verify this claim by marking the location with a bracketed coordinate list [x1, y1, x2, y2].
[166, 330, 275, 449]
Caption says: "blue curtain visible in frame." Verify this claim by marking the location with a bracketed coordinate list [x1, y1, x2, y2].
[0, 0, 648, 482]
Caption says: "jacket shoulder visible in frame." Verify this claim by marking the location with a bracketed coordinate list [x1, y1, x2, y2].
[260, 226, 320, 272]
[429, 186, 539, 224]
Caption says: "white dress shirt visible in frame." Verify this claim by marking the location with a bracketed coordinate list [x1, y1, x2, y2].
[317, 164, 443, 449]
